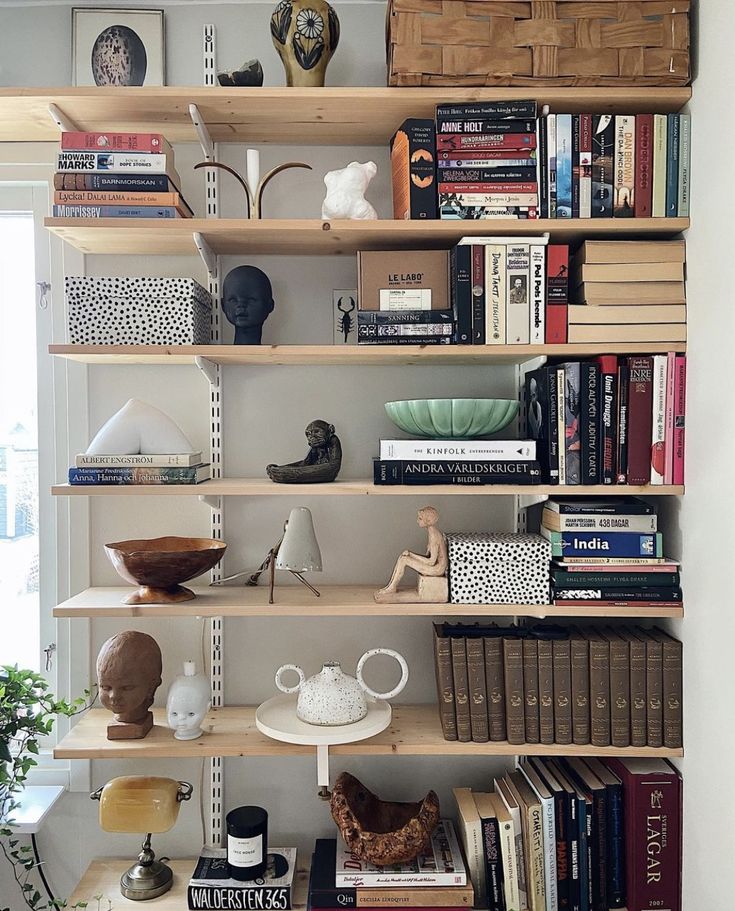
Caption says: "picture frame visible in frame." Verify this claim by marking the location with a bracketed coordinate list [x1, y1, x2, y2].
[72, 8, 165, 87]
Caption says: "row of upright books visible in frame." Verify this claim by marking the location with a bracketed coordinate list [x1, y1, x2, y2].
[454, 757, 682, 911]
[525, 353, 686, 486]
[432, 621, 683, 748]
[68, 450, 210, 485]
[53, 131, 193, 219]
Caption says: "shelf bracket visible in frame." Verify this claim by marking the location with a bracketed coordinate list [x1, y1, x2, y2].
[199, 494, 222, 511]
[518, 493, 549, 510]
[195, 355, 218, 386]
[48, 104, 80, 134]
[193, 231, 217, 278]
[189, 103, 214, 161]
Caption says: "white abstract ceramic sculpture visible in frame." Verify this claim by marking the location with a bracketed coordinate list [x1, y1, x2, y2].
[321, 161, 378, 221]
[166, 661, 211, 740]
[85, 399, 195, 455]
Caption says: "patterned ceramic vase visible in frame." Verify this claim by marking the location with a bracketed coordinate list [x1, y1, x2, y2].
[270, 0, 340, 87]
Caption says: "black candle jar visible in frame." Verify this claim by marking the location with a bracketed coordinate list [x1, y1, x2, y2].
[226, 806, 268, 880]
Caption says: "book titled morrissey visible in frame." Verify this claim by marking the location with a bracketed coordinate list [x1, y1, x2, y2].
[188, 848, 296, 910]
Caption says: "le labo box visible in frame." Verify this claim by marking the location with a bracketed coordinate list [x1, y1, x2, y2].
[358, 250, 450, 311]
[390, 118, 437, 220]
[447, 532, 552, 604]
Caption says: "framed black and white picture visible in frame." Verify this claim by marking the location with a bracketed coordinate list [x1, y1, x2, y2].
[72, 8, 165, 86]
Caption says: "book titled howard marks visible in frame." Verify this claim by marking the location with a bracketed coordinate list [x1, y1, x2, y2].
[57, 151, 174, 173]
[374, 460, 542, 485]
[541, 527, 663, 558]
[188, 848, 296, 911]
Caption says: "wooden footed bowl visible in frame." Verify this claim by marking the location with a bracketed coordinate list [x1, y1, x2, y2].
[330, 772, 440, 866]
[105, 536, 227, 605]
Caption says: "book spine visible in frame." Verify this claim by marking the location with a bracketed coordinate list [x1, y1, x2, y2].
[553, 571, 677, 587]
[53, 172, 173, 192]
[625, 630, 646, 747]
[309, 890, 473, 908]
[527, 804, 547, 911]
[379, 440, 535, 461]
[565, 786, 581, 911]
[538, 116, 548, 219]
[604, 781, 625, 909]
[616, 362, 630, 484]
[187, 886, 293, 910]
[563, 362, 582, 485]
[591, 114, 614, 217]
[591, 787, 608, 911]
[52, 204, 179, 218]
[581, 363, 600, 485]
[677, 113, 691, 217]
[552, 588, 681, 602]
[57, 151, 171, 172]
[572, 114, 581, 219]
[68, 467, 204, 484]
[634, 114, 653, 217]
[503, 638, 526, 745]
[391, 119, 437, 220]
[545, 245, 569, 344]
[537, 639, 554, 745]
[436, 101, 538, 119]
[652, 114, 668, 217]
[466, 637, 489, 742]
[650, 354, 668, 485]
[529, 245, 546, 344]
[485, 245, 506, 344]
[438, 149, 538, 162]
[608, 635, 631, 747]
[485, 637, 507, 742]
[556, 367, 567, 484]
[588, 635, 611, 747]
[556, 114, 573, 218]
[471, 245, 486, 344]
[660, 633, 683, 748]
[522, 639, 540, 744]
[452, 245, 473, 344]
[570, 635, 590, 745]
[450, 637, 472, 743]
[548, 512, 657, 533]
[547, 367, 560, 483]
[440, 168, 538, 183]
[358, 338, 453, 346]
[433, 626, 457, 741]
[545, 531, 663, 559]
[664, 351, 676, 485]
[538, 792, 559, 911]
[357, 326, 453, 340]
[436, 119, 536, 135]
[549, 500, 654, 516]
[672, 355, 686, 484]
[506, 243, 530, 344]
[54, 190, 184, 207]
[613, 115, 635, 217]
[372, 460, 541, 485]
[438, 183, 538, 197]
[552, 637, 572, 745]
[574, 795, 589, 911]
[440, 205, 539, 220]
[335, 875, 468, 889]
[60, 131, 169, 152]
[579, 114, 592, 219]
[626, 357, 654, 485]
[547, 113, 557, 218]
[436, 134, 537, 152]
[551, 786, 570, 911]
[358, 311, 453, 326]
[75, 454, 199, 467]
[665, 114, 680, 216]
[497, 816, 520, 911]
[481, 817, 505, 911]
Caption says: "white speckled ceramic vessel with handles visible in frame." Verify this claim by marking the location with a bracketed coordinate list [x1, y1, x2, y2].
[274, 648, 409, 726]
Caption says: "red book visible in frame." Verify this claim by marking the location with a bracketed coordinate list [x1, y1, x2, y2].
[634, 114, 653, 217]
[438, 182, 538, 194]
[437, 148, 537, 161]
[626, 357, 654, 485]
[604, 758, 682, 911]
[672, 355, 686, 485]
[436, 133, 537, 152]
[545, 245, 569, 343]
[60, 131, 172, 154]
[663, 352, 676, 485]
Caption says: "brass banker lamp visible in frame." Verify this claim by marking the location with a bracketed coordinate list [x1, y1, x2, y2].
[91, 776, 193, 900]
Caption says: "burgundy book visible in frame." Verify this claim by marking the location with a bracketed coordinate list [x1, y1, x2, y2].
[626, 357, 654, 485]
[596, 355, 618, 485]
[545, 245, 569, 344]
[604, 759, 682, 911]
[634, 114, 653, 217]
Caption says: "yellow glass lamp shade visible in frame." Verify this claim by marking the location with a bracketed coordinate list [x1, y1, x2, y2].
[96, 776, 191, 834]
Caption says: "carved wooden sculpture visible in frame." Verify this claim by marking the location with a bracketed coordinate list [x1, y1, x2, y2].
[97, 631, 163, 740]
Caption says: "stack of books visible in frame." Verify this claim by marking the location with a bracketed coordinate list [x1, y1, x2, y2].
[53, 131, 192, 219]
[68, 451, 210, 486]
[544, 498, 682, 610]
[433, 621, 683, 748]
[307, 823, 472, 911]
[569, 240, 686, 344]
[454, 757, 682, 911]
[188, 847, 296, 910]
[436, 100, 539, 220]
[373, 439, 541, 487]
[524, 353, 686, 485]
[539, 112, 690, 218]
[449, 236, 571, 346]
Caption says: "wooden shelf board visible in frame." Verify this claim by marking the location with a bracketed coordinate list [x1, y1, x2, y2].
[49, 342, 687, 367]
[1, 87, 691, 145]
[69, 860, 309, 910]
[52, 585, 684, 619]
[54, 706, 683, 759]
[44, 217, 690, 255]
[51, 480, 686, 497]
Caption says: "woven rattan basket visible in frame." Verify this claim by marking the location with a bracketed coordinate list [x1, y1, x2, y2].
[387, 0, 690, 87]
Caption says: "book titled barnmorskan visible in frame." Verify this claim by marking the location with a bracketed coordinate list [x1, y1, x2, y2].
[335, 820, 466, 887]
[188, 847, 296, 910]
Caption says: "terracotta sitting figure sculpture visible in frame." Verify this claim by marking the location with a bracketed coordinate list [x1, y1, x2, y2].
[266, 420, 342, 483]
[374, 506, 449, 603]
[97, 630, 163, 740]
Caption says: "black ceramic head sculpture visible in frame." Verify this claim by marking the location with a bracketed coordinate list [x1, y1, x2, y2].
[222, 265, 275, 345]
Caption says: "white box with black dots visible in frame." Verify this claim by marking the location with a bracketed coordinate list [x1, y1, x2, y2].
[447, 532, 551, 604]
[65, 276, 212, 345]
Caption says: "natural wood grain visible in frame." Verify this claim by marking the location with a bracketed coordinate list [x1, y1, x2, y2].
[0, 87, 690, 144]
[52, 584, 684, 619]
[44, 217, 691, 255]
[51, 480, 686, 497]
[54, 706, 684, 759]
[48, 342, 687, 367]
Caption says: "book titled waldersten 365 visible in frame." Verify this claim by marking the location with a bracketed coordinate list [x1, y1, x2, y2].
[188, 848, 296, 910]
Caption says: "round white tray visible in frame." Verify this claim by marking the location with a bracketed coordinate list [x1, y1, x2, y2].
[255, 694, 392, 746]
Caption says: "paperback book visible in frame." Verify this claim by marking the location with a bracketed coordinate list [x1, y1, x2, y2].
[68, 465, 210, 485]
[188, 848, 296, 911]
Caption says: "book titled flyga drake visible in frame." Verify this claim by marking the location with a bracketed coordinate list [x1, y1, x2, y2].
[541, 527, 663, 559]
[188, 848, 296, 910]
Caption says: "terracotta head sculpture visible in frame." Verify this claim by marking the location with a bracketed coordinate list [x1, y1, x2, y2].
[97, 630, 163, 727]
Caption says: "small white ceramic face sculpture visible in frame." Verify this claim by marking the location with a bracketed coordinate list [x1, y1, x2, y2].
[321, 161, 378, 221]
[166, 661, 211, 741]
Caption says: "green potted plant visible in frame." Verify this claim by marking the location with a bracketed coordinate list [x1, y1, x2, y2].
[1, 665, 94, 911]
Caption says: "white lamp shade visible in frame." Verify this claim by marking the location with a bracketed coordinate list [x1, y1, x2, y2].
[276, 508, 322, 573]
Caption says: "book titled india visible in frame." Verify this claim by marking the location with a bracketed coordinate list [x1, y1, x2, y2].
[545, 245, 569, 343]
[541, 529, 663, 559]
[626, 356, 654, 485]
[373, 460, 542, 485]
[68, 465, 210, 485]
[188, 848, 296, 911]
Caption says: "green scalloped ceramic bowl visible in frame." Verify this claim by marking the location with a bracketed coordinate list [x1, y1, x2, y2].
[384, 398, 519, 439]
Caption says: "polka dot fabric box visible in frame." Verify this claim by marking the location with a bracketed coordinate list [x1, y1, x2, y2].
[65, 277, 212, 345]
[447, 532, 551, 605]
